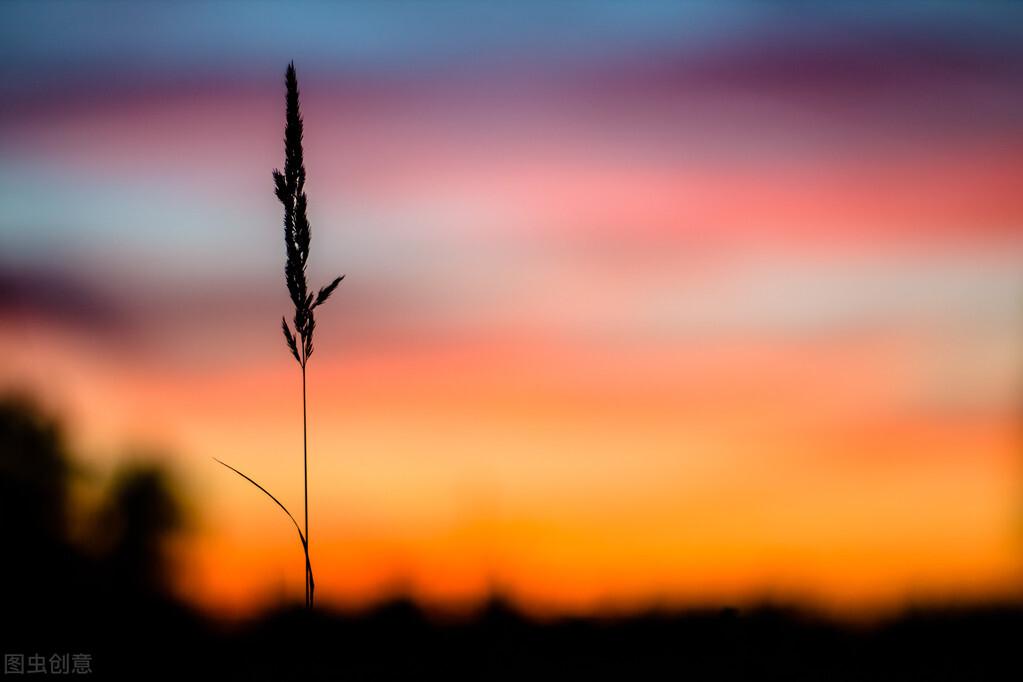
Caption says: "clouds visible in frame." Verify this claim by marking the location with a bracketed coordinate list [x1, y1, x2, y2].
[0, 264, 123, 332]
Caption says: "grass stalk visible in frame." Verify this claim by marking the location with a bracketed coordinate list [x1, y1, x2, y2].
[218, 61, 342, 610]
[302, 356, 309, 607]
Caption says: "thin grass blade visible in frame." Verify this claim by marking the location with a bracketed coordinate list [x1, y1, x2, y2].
[213, 457, 314, 600]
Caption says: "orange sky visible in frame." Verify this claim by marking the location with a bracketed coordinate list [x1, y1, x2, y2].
[3, 317, 1021, 617]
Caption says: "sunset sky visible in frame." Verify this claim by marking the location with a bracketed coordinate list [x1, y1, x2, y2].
[2, 1, 1023, 617]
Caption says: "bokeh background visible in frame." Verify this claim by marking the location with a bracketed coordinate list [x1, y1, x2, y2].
[2, 1, 1023, 618]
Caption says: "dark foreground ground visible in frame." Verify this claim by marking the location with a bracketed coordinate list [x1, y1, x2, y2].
[4, 596, 1023, 681]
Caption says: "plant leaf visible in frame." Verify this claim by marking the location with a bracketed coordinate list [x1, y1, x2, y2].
[272, 169, 288, 202]
[213, 458, 306, 548]
[313, 275, 344, 308]
[213, 458, 314, 599]
[281, 317, 301, 363]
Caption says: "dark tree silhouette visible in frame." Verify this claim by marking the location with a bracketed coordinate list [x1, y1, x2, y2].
[0, 393, 69, 547]
[92, 461, 185, 596]
[0, 393, 190, 659]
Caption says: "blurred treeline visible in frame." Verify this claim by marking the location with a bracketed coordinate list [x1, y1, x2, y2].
[2, 392, 1022, 680]
[0, 392, 205, 674]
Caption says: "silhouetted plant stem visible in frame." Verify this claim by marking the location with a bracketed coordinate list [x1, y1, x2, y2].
[273, 61, 341, 609]
[216, 61, 340, 611]
[302, 357, 310, 608]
